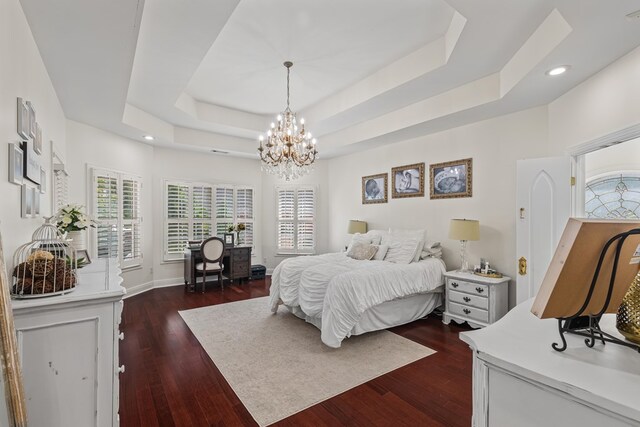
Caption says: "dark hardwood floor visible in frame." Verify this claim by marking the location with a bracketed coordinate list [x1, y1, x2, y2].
[119, 278, 473, 426]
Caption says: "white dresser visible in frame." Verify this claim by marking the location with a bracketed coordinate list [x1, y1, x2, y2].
[460, 299, 640, 427]
[443, 271, 510, 328]
[11, 259, 125, 427]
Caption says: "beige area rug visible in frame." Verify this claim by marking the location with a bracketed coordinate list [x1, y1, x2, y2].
[179, 297, 436, 426]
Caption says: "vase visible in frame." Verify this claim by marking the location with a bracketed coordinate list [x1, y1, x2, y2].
[617, 271, 640, 344]
[66, 230, 87, 252]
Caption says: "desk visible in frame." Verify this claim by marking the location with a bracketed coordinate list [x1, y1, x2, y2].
[184, 245, 251, 289]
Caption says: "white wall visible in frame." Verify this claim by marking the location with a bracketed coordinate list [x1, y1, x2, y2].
[327, 107, 549, 301]
[585, 137, 640, 180]
[66, 120, 155, 289]
[0, 0, 67, 267]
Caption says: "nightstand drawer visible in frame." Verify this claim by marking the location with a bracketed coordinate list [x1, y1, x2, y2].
[447, 279, 488, 297]
[449, 301, 488, 323]
[448, 290, 488, 310]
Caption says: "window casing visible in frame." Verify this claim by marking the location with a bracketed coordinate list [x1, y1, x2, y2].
[277, 186, 316, 254]
[164, 181, 254, 261]
[92, 168, 143, 269]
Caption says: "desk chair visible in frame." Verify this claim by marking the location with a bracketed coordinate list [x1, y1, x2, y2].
[195, 237, 225, 293]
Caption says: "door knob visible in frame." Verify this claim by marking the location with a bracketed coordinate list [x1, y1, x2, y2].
[519, 257, 527, 275]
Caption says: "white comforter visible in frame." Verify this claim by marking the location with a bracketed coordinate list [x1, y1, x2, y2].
[269, 253, 446, 348]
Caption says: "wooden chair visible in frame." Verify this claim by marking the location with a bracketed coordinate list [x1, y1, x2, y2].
[195, 237, 225, 293]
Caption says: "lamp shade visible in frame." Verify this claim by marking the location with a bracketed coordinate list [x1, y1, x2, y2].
[449, 219, 480, 241]
[347, 220, 367, 234]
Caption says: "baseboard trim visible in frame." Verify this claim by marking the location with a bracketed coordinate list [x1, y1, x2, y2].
[123, 278, 183, 299]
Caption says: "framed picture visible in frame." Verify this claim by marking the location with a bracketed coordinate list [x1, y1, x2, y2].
[16, 98, 29, 139]
[22, 140, 40, 184]
[430, 158, 473, 199]
[21, 184, 33, 218]
[77, 249, 92, 266]
[362, 173, 388, 204]
[26, 101, 36, 139]
[8, 143, 23, 185]
[391, 162, 425, 198]
[34, 123, 43, 154]
[224, 233, 235, 246]
[32, 187, 40, 217]
[39, 166, 46, 194]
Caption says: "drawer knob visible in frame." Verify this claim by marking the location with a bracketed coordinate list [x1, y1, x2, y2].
[119, 332, 125, 341]
[463, 308, 471, 315]
[475, 287, 485, 294]
[463, 296, 471, 303]
[451, 282, 459, 288]
[118, 365, 126, 374]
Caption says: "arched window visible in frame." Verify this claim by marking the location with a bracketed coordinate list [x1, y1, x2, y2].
[585, 174, 640, 219]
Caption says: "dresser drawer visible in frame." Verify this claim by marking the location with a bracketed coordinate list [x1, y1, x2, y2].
[448, 289, 488, 310]
[447, 279, 488, 297]
[449, 301, 488, 323]
[234, 249, 251, 262]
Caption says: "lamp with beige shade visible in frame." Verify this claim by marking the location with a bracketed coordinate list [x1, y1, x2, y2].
[449, 219, 480, 273]
[347, 220, 367, 235]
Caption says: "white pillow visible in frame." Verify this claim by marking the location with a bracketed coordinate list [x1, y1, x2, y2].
[384, 238, 423, 264]
[420, 241, 442, 259]
[346, 233, 374, 252]
[346, 242, 378, 260]
[372, 244, 389, 261]
[413, 240, 426, 262]
[366, 229, 388, 245]
[389, 228, 426, 242]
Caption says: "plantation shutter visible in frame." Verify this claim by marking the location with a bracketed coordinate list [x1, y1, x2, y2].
[235, 187, 254, 247]
[121, 176, 142, 268]
[277, 188, 296, 252]
[166, 183, 190, 259]
[53, 163, 68, 212]
[192, 185, 213, 241]
[297, 188, 316, 252]
[94, 170, 119, 260]
[215, 186, 235, 236]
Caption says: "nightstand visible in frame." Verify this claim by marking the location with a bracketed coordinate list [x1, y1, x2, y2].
[443, 271, 511, 329]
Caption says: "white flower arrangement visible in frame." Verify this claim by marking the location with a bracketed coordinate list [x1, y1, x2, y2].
[55, 204, 96, 233]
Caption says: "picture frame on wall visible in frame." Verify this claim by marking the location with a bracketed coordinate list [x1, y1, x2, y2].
[362, 173, 388, 204]
[21, 184, 33, 218]
[16, 98, 29, 139]
[22, 140, 40, 185]
[26, 101, 36, 139]
[429, 158, 473, 199]
[39, 166, 46, 194]
[34, 124, 43, 154]
[391, 162, 425, 198]
[224, 233, 235, 246]
[32, 187, 40, 217]
[8, 143, 23, 185]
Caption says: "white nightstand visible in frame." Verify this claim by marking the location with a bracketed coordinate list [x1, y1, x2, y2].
[443, 270, 511, 329]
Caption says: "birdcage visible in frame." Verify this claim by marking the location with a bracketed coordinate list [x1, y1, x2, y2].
[11, 217, 77, 298]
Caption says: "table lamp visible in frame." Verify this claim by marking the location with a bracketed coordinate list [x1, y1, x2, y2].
[449, 219, 480, 273]
[347, 220, 367, 234]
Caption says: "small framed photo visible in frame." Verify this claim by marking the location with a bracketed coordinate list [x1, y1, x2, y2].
[32, 187, 40, 216]
[26, 101, 36, 139]
[224, 233, 235, 246]
[362, 173, 388, 204]
[8, 143, 24, 185]
[392, 163, 425, 198]
[21, 184, 33, 218]
[76, 249, 92, 266]
[22, 140, 40, 184]
[39, 166, 46, 193]
[17, 98, 29, 139]
[430, 158, 473, 199]
[34, 123, 43, 154]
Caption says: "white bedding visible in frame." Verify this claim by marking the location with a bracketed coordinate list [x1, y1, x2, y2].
[269, 253, 446, 348]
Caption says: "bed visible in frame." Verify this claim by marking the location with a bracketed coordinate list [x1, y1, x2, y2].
[269, 229, 446, 348]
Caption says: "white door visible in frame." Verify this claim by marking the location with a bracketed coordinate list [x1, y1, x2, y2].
[516, 157, 572, 304]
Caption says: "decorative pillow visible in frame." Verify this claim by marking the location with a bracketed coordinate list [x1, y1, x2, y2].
[347, 242, 378, 261]
[372, 244, 389, 261]
[384, 238, 423, 264]
[420, 241, 443, 259]
[412, 240, 426, 262]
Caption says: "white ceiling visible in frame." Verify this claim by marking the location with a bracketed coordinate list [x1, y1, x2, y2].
[19, 0, 640, 159]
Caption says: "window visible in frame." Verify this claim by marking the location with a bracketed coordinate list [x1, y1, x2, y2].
[164, 181, 254, 261]
[585, 174, 640, 219]
[277, 186, 316, 254]
[92, 168, 143, 269]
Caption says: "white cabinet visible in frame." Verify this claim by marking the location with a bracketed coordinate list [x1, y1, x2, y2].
[443, 271, 510, 328]
[460, 299, 640, 427]
[12, 259, 125, 427]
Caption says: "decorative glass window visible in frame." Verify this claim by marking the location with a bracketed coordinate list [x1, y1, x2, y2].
[585, 174, 640, 219]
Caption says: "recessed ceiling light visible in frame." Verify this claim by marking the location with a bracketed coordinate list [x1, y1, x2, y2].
[546, 66, 570, 76]
[143, 135, 155, 141]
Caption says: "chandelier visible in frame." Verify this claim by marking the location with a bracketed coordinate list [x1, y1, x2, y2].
[258, 61, 317, 181]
